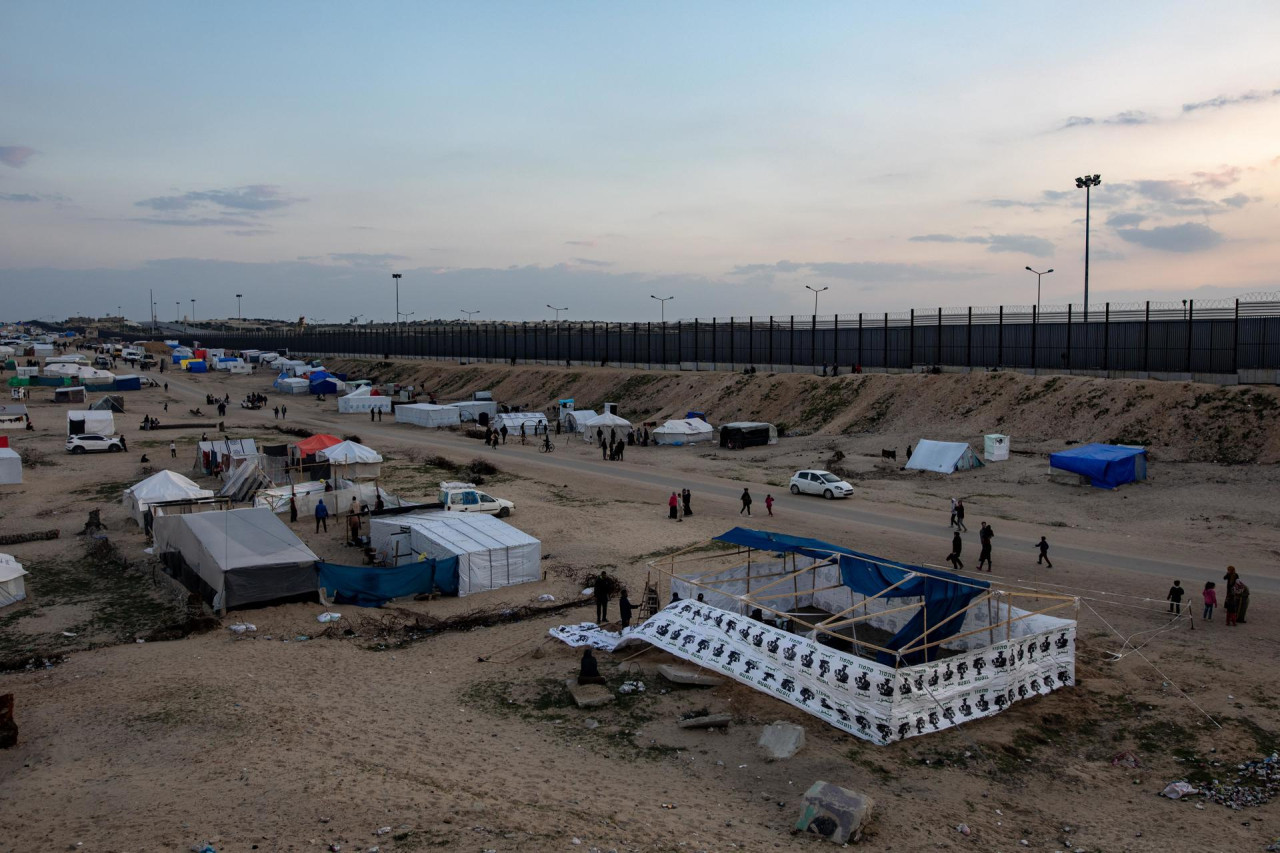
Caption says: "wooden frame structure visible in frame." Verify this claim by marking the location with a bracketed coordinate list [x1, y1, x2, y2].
[648, 539, 1078, 668]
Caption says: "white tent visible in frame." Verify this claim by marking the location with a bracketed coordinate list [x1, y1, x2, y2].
[984, 434, 1010, 462]
[905, 440, 985, 474]
[76, 367, 116, 383]
[492, 411, 548, 433]
[66, 410, 114, 436]
[564, 410, 598, 432]
[273, 375, 310, 394]
[153, 508, 318, 612]
[43, 362, 83, 377]
[395, 403, 462, 428]
[652, 418, 715, 446]
[318, 440, 383, 480]
[0, 553, 26, 608]
[0, 447, 22, 485]
[580, 412, 632, 442]
[449, 400, 499, 423]
[370, 512, 541, 597]
[228, 361, 253, 375]
[122, 469, 216, 526]
[337, 385, 392, 414]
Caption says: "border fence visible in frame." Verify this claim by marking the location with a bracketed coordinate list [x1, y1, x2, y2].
[180, 295, 1280, 379]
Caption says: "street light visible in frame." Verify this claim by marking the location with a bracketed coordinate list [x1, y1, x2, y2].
[649, 295, 674, 323]
[391, 273, 402, 328]
[461, 310, 479, 322]
[1025, 267, 1054, 315]
[175, 302, 180, 322]
[235, 293, 243, 322]
[804, 285, 829, 316]
[190, 298, 197, 323]
[804, 286, 829, 370]
[1075, 173, 1101, 321]
[547, 304, 567, 322]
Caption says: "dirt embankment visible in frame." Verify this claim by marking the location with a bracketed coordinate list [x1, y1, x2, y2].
[325, 359, 1280, 463]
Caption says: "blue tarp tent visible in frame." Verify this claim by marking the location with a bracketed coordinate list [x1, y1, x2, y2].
[188, 361, 208, 373]
[317, 557, 460, 606]
[114, 375, 142, 391]
[1049, 443, 1147, 489]
[713, 528, 988, 664]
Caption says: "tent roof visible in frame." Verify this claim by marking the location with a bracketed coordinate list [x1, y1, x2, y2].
[0, 404, 27, 417]
[654, 418, 714, 434]
[0, 448, 19, 462]
[380, 512, 539, 557]
[721, 421, 773, 430]
[0, 553, 26, 584]
[583, 412, 631, 428]
[318, 440, 383, 464]
[905, 439, 982, 474]
[123, 469, 214, 504]
[293, 434, 342, 456]
[158, 508, 318, 572]
[1051, 442, 1145, 462]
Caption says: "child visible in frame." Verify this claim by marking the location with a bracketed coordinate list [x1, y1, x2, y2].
[1036, 536, 1053, 568]
[765, 494, 774, 516]
[1166, 580, 1184, 615]
[1225, 582, 1240, 627]
[1202, 581, 1217, 621]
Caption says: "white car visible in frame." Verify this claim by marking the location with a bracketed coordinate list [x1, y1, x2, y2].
[789, 469, 853, 499]
[67, 434, 124, 454]
[438, 482, 514, 517]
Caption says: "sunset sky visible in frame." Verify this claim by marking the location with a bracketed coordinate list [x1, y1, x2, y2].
[3, 2, 1279, 323]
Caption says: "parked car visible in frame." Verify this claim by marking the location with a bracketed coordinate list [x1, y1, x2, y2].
[93, 355, 112, 369]
[66, 434, 124, 454]
[437, 481, 514, 517]
[789, 469, 853, 499]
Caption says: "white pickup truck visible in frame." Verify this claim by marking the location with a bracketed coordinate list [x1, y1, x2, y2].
[437, 481, 514, 517]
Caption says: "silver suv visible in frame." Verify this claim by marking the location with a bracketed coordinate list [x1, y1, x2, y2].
[66, 434, 123, 454]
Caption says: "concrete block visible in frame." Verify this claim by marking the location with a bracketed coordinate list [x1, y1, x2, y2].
[795, 781, 874, 843]
[677, 713, 733, 730]
[657, 664, 725, 687]
[758, 721, 806, 759]
[565, 678, 614, 709]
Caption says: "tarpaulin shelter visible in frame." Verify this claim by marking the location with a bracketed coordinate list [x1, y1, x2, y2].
[197, 438, 258, 477]
[337, 385, 392, 414]
[219, 458, 273, 502]
[113, 374, 142, 391]
[395, 403, 463, 428]
[492, 411, 547, 433]
[0, 404, 27, 429]
[122, 469, 215, 526]
[370, 512, 541, 597]
[0, 553, 27, 607]
[0, 447, 21, 485]
[718, 421, 777, 449]
[187, 361, 208, 373]
[273, 375, 310, 394]
[905, 440, 984, 474]
[54, 386, 87, 404]
[293, 434, 342, 457]
[983, 434, 1010, 462]
[652, 418, 715, 446]
[154, 508, 319, 612]
[1049, 444, 1147, 489]
[307, 371, 346, 394]
[66, 410, 113, 435]
[90, 395, 125, 413]
[563, 409, 597, 432]
[449, 400, 499, 423]
[317, 440, 383, 480]
[579, 412, 631, 442]
[317, 559, 454, 607]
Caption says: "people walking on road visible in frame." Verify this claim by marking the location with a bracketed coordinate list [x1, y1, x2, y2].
[273, 406, 279, 419]
[370, 409, 376, 422]
[500, 424, 508, 444]
[955, 499, 968, 532]
[280, 405, 287, 419]
[947, 531, 964, 570]
[1036, 536, 1053, 568]
[601, 439, 608, 461]
[596, 427, 604, 448]
[740, 488, 752, 516]
[1167, 580, 1184, 615]
[314, 498, 329, 533]
[765, 494, 774, 516]
[681, 488, 691, 517]
[1202, 581, 1217, 621]
[976, 522, 994, 571]
[119, 434, 128, 452]
[949, 497, 958, 529]
[520, 422, 526, 444]
[669, 492, 679, 520]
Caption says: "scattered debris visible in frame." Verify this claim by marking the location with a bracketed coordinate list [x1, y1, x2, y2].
[657, 664, 725, 687]
[317, 612, 342, 623]
[1162, 781, 1198, 800]
[565, 678, 614, 709]
[1199, 753, 1280, 809]
[618, 681, 645, 695]
[956, 824, 971, 836]
[677, 713, 733, 730]
[795, 781, 874, 844]
[759, 721, 807, 760]
[1111, 750, 1141, 768]
[0, 529, 60, 546]
[228, 623, 257, 634]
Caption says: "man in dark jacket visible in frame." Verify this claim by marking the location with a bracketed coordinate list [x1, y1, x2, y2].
[740, 488, 752, 516]
[977, 523, 994, 572]
[314, 499, 329, 533]
[594, 572, 613, 623]
[948, 531, 964, 570]
[618, 588, 633, 629]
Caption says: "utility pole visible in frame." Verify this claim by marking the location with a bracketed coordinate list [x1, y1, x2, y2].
[1025, 267, 1054, 316]
[392, 273, 402, 329]
[1075, 174, 1101, 321]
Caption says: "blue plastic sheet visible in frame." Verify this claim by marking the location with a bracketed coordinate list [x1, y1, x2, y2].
[317, 556, 459, 607]
[1049, 443, 1146, 489]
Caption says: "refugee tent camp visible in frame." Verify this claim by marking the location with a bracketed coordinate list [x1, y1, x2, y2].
[317, 440, 383, 480]
[983, 434, 1010, 462]
[905, 439, 985, 474]
[718, 421, 778, 449]
[307, 371, 346, 395]
[652, 418, 716, 446]
[0, 553, 27, 607]
[370, 512, 541, 597]
[579, 411, 631, 441]
[1049, 443, 1148, 489]
[66, 410, 114, 435]
[122, 469, 215, 526]
[337, 385, 392, 414]
[492, 411, 548, 433]
[154, 508, 319, 612]
[395, 403, 462, 428]
[0, 446, 22, 485]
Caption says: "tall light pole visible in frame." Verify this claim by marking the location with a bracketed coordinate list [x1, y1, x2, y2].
[461, 310, 479, 322]
[650, 295, 674, 323]
[391, 273, 402, 328]
[805, 285, 829, 316]
[547, 304, 567, 322]
[1075, 173, 1101, 321]
[805, 286, 828, 369]
[235, 293, 243, 323]
[190, 298, 197, 323]
[175, 301, 180, 323]
[1025, 267, 1054, 315]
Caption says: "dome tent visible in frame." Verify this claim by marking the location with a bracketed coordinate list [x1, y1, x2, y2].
[652, 418, 715, 446]
[580, 412, 631, 442]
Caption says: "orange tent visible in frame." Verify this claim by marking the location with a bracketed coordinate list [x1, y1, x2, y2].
[293, 434, 342, 457]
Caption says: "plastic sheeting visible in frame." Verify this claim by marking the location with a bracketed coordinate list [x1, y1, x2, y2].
[983, 434, 1010, 462]
[1049, 443, 1147, 489]
[652, 418, 715, 446]
[579, 412, 630, 441]
[317, 557, 459, 606]
[338, 386, 392, 413]
[370, 512, 540, 597]
[719, 422, 777, 448]
[395, 403, 462, 428]
[0, 553, 26, 607]
[905, 440, 984, 474]
[492, 411, 547, 432]
[122, 469, 215, 525]
[0, 447, 21, 485]
[66, 410, 113, 436]
[318, 440, 383, 480]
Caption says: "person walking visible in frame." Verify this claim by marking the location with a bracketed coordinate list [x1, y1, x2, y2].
[1202, 581, 1217, 621]
[601, 439, 608, 461]
[765, 493, 774, 516]
[289, 493, 298, 524]
[1236, 580, 1251, 624]
[594, 572, 612, 623]
[370, 409, 376, 422]
[377, 408, 382, 421]
[273, 406, 279, 420]
[681, 488, 691, 517]
[1036, 536, 1053, 568]
[955, 499, 968, 532]
[519, 422, 526, 445]
[280, 404, 287, 419]
[500, 424, 508, 444]
[949, 497, 958, 529]
[740, 488, 752, 516]
[169, 440, 177, 459]
[617, 440, 624, 461]
[348, 505, 362, 545]
[977, 522, 994, 572]
[596, 427, 604, 448]
[668, 492, 679, 520]
[1225, 582, 1240, 627]
[1167, 580, 1184, 615]
[618, 588, 633, 630]
[947, 531, 964, 570]
[314, 498, 329, 533]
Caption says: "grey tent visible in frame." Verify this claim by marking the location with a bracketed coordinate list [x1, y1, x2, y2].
[153, 507, 318, 612]
[90, 395, 125, 413]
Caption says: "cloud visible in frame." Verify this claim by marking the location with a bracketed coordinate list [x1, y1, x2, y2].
[0, 146, 36, 168]
[132, 185, 305, 226]
[1182, 88, 1280, 113]
[326, 252, 409, 268]
[727, 260, 986, 283]
[1058, 110, 1157, 130]
[981, 198, 1043, 209]
[0, 192, 40, 203]
[227, 229, 272, 237]
[908, 233, 1054, 257]
[564, 240, 595, 247]
[1115, 222, 1223, 253]
[1105, 212, 1146, 228]
[571, 257, 613, 267]
[1220, 192, 1256, 209]
[131, 216, 258, 227]
[1192, 166, 1242, 188]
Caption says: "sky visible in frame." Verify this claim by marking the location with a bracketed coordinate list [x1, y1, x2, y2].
[2, 1, 1280, 323]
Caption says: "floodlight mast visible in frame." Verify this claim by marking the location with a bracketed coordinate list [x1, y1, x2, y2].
[1075, 174, 1101, 321]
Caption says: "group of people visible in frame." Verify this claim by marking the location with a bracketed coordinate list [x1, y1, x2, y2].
[272, 404, 288, 419]
[242, 392, 268, 409]
[367, 408, 385, 421]
[946, 497, 1054, 573]
[589, 569, 633, 628]
[1179, 566, 1251, 625]
[667, 488, 694, 520]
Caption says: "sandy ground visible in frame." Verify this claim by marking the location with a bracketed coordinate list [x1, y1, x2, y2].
[1, 360, 1279, 852]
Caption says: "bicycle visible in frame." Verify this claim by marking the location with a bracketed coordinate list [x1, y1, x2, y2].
[539, 436, 555, 453]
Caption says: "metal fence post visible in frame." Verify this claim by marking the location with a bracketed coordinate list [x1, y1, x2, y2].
[768, 316, 774, 368]
[1186, 300, 1194, 373]
[730, 316, 735, 369]
[966, 307, 972, 367]
[883, 312, 889, 369]
[1233, 299, 1240, 374]
[909, 308, 915, 367]
[711, 318, 717, 368]
[832, 314, 838, 368]
[749, 316, 755, 366]
[997, 306, 1003, 366]
[857, 313, 862, 369]
[937, 308, 943, 365]
[1031, 306, 1037, 370]
[789, 316, 795, 368]
[1143, 302, 1150, 373]
[1066, 304, 1072, 370]
[693, 318, 699, 366]
[661, 320, 667, 366]
[1103, 303, 1110, 372]
[811, 311, 818, 369]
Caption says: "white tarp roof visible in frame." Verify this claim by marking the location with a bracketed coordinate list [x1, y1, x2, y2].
[492, 412, 547, 431]
[122, 469, 216, 525]
[338, 386, 392, 413]
[564, 410, 598, 431]
[581, 411, 631, 440]
[370, 512, 541, 597]
[318, 440, 383, 465]
[0, 552, 26, 607]
[652, 418, 715, 445]
[395, 403, 462, 428]
[66, 410, 114, 435]
[153, 508, 318, 610]
[197, 438, 258, 458]
[905, 439, 985, 474]
[0, 447, 21, 485]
